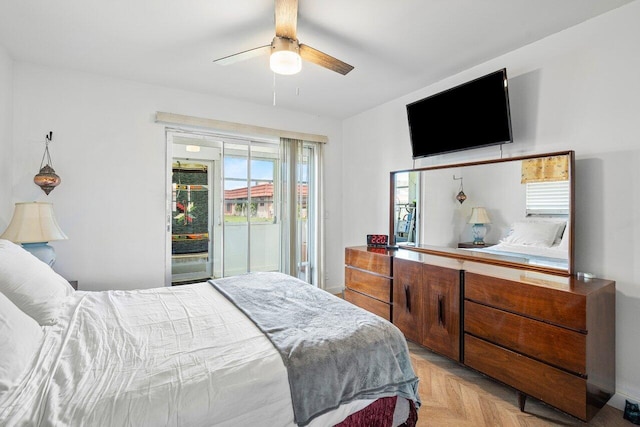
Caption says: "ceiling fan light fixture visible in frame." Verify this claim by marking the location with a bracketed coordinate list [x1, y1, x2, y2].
[270, 37, 301, 75]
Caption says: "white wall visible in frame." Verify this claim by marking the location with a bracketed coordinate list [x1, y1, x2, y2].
[0, 45, 12, 228]
[342, 1, 640, 408]
[11, 64, 343, 292]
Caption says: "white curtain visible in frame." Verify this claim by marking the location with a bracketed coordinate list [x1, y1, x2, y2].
[279, 137, 299, 279]
[314, 142, 325, 289]
[279, 138, 325, 288]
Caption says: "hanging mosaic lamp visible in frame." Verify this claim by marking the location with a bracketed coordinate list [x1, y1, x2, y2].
[454, 175, 467, 204]
[34, 132, 61, 195]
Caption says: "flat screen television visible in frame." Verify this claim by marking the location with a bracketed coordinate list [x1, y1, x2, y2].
[406, 68, 513, 159]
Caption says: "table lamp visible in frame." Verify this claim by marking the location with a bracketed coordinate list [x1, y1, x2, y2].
[0, 202, 68, 266]
[468, 207, 491, 245]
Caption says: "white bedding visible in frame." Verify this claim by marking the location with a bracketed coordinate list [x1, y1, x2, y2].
[488, 241, 568, 260]
[463, 241, 568, 270]
[0, 283, 378, 426]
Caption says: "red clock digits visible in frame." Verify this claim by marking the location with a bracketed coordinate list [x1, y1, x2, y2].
[367, 234, 388, 246]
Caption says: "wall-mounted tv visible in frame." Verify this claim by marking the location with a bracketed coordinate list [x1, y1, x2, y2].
[406, 68, 513, 159]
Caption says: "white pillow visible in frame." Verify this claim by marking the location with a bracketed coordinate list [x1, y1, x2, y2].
[551, 221, 567, 245]
[501, 221, 564, 247]
[0, 239, 74, 325]
[513, 218, 567, 245]
[0, 291, 44, 392]
[558, 227, 570, 250]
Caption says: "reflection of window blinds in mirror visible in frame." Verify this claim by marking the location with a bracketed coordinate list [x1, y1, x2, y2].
[525, 181, 570, 215]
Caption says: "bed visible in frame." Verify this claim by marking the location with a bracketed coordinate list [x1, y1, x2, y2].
[0, 240, 420, 426]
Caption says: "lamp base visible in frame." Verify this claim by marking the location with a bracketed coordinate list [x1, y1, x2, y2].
[21, 242, 56, 266]
[471, 224, 487, 246]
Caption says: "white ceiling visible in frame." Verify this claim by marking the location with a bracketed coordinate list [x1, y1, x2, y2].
[0, 0, 633, 119]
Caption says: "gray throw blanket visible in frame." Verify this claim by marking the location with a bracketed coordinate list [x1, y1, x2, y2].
[209, 272, 420, 426]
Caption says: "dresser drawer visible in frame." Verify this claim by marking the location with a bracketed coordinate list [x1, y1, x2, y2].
[345, 247, 391, 276]
[345, 267, 391, 303]
[465, 301, 586, 374]
[344, 289, 391, 321]
[465, 272, 587, 331]
[464, 334, 587, 420]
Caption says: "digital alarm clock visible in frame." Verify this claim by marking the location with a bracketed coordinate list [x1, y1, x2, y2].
[366, 234, 388, 247]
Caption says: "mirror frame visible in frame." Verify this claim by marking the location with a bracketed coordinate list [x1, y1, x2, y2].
[390, 150, 575, 276]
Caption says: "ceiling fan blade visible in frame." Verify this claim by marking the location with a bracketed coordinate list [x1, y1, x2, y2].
[213, 45, 271, 65]
[299, 44, 354, 75]
[275, 0, 298, 40]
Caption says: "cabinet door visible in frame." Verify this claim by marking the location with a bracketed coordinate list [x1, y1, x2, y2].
[392, 258, 424, 343]
[422, 264, 461, 361]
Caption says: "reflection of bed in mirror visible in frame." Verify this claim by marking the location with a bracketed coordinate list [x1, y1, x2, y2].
[460, 218, 570, 270]
[462, 242, 568, 270]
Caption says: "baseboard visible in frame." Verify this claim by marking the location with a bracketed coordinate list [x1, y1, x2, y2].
[609, 391, 640, 411]
[324, 285, 344, 296]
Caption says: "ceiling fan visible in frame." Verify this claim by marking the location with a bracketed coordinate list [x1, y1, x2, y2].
[213, 0, 354, 76]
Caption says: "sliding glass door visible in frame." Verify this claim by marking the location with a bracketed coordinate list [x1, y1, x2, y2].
[165, 129, 321, 286]
[223, 141, 280, 277]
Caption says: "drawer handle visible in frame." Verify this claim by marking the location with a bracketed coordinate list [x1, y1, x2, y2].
[404, 285, 411, 313]
[438, 295, 445, 326]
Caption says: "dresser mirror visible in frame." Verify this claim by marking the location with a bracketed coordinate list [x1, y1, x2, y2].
[390, 151, 574, 275]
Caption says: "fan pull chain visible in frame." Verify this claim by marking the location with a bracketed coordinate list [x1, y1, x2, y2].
[273, 72, 277, 106]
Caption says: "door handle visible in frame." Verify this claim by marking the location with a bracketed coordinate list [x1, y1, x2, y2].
[438, 295, 445, 326]
[404, 285, 411, 313]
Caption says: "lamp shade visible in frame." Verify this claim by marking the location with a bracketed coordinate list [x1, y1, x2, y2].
[468, 207, 491, 224]
[0, 202, 68, 243]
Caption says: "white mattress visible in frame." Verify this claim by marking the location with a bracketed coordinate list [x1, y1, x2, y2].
[489, 242, 568, 260]
[0, 283, 377, 426]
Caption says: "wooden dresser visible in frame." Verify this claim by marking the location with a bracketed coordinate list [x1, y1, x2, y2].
[344, 246, 393, 321]
[343, 246, 615, 421]
[462, 267, 615, 421]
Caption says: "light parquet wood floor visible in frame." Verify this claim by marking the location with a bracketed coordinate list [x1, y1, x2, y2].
[408, 342, 628, 427]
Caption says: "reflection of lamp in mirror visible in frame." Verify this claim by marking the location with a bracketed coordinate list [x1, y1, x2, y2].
[453, 175, 467, 204]
[468, 207, 491, 245]
[0, 202, 68, 266]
